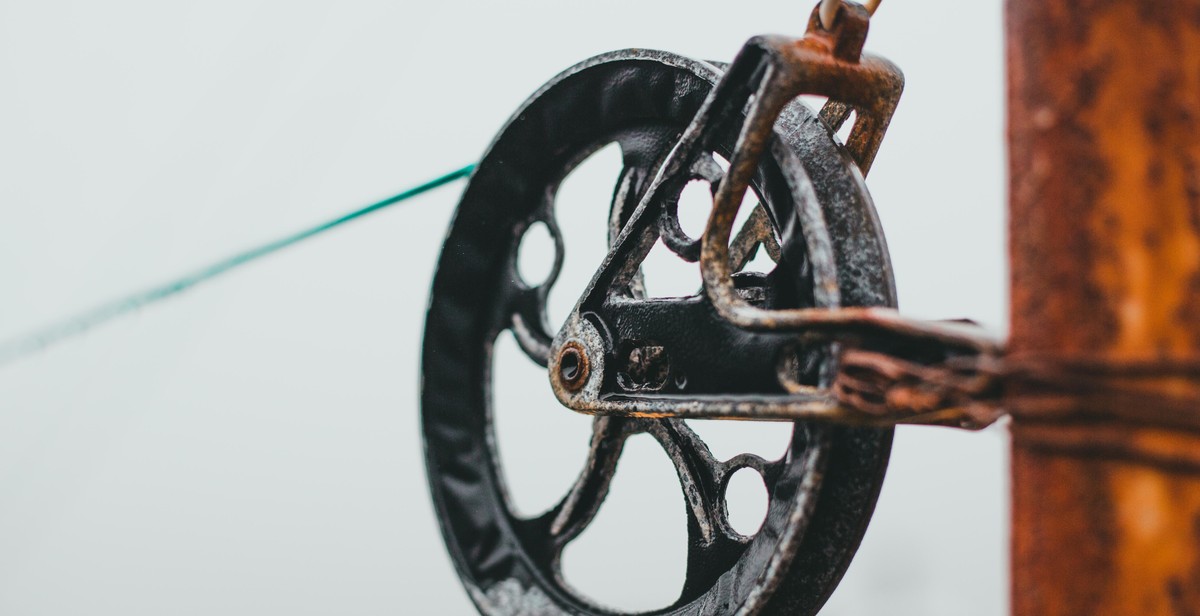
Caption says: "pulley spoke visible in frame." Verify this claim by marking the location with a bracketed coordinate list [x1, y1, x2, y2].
[658, 155, 726, 262]
[607, 165, 652, 299]
[609, 165, 646, 245]
[644, 419, 759, 600]
[728, 204, 782, 271]
[645, 419, 724, 546]
[692, 154, 724, 184]
[507, 202, 563, 367]
[549, 416, 638, 542]
[509, 287, 554, 366]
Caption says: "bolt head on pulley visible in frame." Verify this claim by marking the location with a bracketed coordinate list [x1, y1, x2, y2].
[556, 341, 589, 392]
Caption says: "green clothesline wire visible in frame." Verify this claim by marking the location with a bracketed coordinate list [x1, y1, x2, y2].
[0, 163, 475, 367]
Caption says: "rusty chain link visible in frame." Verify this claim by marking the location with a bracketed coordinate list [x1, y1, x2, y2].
[820, 0, 881, 30]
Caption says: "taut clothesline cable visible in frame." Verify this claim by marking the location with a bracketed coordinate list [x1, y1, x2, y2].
[0, 163, 475, 367]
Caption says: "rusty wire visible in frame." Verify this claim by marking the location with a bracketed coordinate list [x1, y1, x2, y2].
[1004, 356, 1200, 429]
[832, 351, 1200, 432]
[833, 349, 1006, 429]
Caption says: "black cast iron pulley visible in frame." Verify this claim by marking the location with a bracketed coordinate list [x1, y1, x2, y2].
[421, 49, 896, 615]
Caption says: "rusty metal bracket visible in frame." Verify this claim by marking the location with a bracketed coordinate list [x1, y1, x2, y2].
[699, 6, 998, 350]
[548, 1, 1005, 430]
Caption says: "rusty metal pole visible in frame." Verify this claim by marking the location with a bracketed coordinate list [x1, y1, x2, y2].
[1008, 1, 1200, 614]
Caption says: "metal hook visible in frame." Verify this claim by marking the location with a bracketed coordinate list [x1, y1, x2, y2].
[819, 0, 881, 30]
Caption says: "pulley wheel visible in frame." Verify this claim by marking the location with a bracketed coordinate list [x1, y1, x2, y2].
[422, 49, 896, 615]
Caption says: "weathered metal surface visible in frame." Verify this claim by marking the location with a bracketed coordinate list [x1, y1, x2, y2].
[1008, 1, 1200, 613]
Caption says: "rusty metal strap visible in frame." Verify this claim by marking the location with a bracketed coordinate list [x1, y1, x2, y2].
[834, 352, 1200, 432]
[1004, 357, 1200, 431]
[1011, 422, 1200, 475]
[834, 349, 1006, 429]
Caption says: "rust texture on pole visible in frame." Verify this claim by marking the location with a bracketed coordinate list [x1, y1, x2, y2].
[1008, 1, 1200, 614]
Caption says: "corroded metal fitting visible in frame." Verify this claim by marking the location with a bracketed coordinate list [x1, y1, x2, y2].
[555, 341, 590, 392]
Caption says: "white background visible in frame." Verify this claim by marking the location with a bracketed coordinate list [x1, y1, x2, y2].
[0, 1, 1007, 614]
